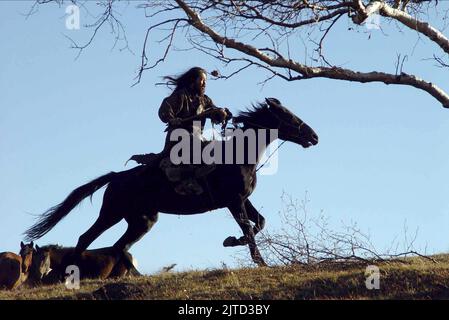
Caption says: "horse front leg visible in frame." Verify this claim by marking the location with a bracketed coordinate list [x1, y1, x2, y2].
[223, 199, 265, 246]
[244, 200, 265, 236]
[224, 200, 266, 266]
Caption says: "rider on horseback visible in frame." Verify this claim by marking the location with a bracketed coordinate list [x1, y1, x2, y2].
[130, 67, 231, 195]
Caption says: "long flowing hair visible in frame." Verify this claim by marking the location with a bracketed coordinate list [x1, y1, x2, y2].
[162, 67, 207, 92]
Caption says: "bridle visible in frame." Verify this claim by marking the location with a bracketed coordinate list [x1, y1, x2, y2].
[227, 104, 307, 172]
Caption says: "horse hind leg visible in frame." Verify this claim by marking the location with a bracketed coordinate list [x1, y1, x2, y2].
[74, 204, 123, 255]
[55, 210, 123, 280]
[112, 212, 158, 271]
[108, 252, 140, 278]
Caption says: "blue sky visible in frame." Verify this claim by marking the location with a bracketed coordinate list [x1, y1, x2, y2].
[1, 1, 448, 274]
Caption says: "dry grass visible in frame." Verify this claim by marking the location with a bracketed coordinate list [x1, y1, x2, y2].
[1, 254, 449, 300]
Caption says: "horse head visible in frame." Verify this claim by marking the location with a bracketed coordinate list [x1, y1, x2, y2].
[19, 241, 34, 274]
[234, 98, 319, 149]
[264, 98, 318, 148]
[30, 245, 52, 280]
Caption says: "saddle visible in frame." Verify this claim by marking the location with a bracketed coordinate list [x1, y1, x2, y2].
[159, 157, 216, 196]
[128, 153, 216, 196]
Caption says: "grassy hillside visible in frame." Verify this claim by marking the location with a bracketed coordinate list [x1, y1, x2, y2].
[1, 254, 449, 300]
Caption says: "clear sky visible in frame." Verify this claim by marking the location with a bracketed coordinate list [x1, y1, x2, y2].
[1, 1, 448, 274]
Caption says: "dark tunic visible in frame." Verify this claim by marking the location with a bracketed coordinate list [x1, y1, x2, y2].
[159, 88, 220, 132]
[158, 88, 222, 156]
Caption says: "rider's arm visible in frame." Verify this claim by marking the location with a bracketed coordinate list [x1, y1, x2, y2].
[204, 95, 229, 124]
[203, 95, 219, 112]
[158, 91, 184, 125]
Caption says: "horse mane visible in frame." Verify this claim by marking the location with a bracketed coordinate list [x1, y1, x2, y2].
[233, 102, 270, 126]
[40, 244, 68, 251]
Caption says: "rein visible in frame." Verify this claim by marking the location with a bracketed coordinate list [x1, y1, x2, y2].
[256, 140, 286, 172]
[230, 106, 307, 172]
[230, 120, 289, 173]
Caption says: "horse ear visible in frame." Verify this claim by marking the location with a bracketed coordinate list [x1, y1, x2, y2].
[20, 241, 24, 249]
[265, 97, 281, 108]
[31, 241, 34, 248]
[36, 245, 40, 251]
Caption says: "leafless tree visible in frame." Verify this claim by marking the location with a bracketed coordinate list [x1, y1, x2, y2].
[249, 192, 436, 267]
[31, 0, 449, 108]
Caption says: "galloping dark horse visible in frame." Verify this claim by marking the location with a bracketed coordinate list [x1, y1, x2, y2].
[24, 98, 318, 266]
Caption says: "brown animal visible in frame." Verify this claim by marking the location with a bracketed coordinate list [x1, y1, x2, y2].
[34, 245, 140, 283]
[0, 242, 34, 289]
[27, 248, 52, 285]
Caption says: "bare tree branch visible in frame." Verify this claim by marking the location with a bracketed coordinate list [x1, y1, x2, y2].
[133, 18, 188, 86]
[252, 192, 436, 267]
[175, 0, 449, 108]
[352, 0, 449, 55]
[30, 0, 449, 108]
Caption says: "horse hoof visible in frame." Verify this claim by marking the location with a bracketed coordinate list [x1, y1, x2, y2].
[223, 236, 238, 247]
[252, 254, 267, 267]
[256, 260, 267, 267]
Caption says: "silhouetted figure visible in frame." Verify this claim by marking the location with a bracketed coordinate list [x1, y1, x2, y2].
[130, 67, 230, 195]
[25, 98, 319, 267]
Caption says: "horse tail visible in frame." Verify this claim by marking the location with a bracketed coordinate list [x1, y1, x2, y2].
[128, 256, 141, 277]
[128, 266, 141, 277]
[121, 252, 141, 277]
[24, 172, 118, 241]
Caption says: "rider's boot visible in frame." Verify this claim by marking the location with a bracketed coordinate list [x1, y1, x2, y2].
[128, 153, 161, 166]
